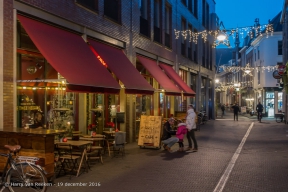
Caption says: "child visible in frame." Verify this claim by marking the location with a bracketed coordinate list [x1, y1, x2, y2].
[176, 122, 187, 152]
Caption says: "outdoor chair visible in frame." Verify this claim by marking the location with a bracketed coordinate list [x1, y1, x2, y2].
[112, 132, 126, 157]
[55, 143, 81, 178]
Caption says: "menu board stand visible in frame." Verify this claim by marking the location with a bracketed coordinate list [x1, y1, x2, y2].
[138, 115, 162, 149]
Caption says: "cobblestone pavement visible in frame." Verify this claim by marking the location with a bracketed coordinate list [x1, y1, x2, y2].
[41, 112, 288, 192]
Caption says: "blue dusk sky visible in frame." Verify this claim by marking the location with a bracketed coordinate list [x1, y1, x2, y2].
[215, 0, 283, 48]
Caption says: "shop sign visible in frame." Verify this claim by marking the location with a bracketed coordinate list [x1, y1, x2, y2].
[27, 66, 37, 74]
[278, 65, 286, 76]
[20, 102, 36, 106]
[17, 106, 40, 111]
[272, 71, 282, 79]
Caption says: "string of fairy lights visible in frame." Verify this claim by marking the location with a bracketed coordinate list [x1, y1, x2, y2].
[174, 23, 274, 48]
[219, 63, 278, 77]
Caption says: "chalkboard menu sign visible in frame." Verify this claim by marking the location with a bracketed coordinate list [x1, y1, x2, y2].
[116, 112, 125, 123]
[138, 115, 162, 148]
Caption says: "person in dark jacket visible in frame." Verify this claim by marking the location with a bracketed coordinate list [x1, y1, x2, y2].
[161, 118, 178, 152]
[231, 103, 240, 121]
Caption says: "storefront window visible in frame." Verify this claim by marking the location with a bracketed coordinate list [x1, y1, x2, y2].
[278, 92, 283, 112]
[201, 77, 206, 111]
[266, 92, 274, 117]
[17, 22, 75, 131]
[136, 95, 152, 119]
[190, 73, 197, 105]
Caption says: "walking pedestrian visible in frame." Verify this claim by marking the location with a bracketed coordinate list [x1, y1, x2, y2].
[221, 104, 225, 117]
[161, 118, 178, 152]
[232, 103, 240, 121]
[176, 122, 187, 152]
[185, 104, 198, 151]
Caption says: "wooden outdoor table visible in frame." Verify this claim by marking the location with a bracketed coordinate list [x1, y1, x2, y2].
[82, 134, 105, 138]
[55, 140, 91, 177]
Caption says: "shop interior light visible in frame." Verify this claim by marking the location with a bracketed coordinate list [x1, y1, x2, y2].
[32, 87, 36, 90]
[215, 79, 219, 83]
[162, 89, 165, 92]
[23, 87, 26, 89]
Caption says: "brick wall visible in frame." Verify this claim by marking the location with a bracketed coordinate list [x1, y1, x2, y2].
[3, 0, 14, 127]
[16, 0, 215, 78]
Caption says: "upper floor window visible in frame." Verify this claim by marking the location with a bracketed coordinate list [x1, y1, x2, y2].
[182, 0, 187, 6]
[205, 2, 209, 30]
[140, 0, 150, 37]
[202, 0, 205, 27]
[193, 0, 198, 18]
[188, 0, 192, 12]
[278, 41, 283, 55]
[188, 24, 193, 60]
[76, 0, 98, 12]
[104, 0, 121, 23]
[181, 18, 186, 56]
[164, 2, 172, 48]
[154, 0, 161, 43]
[257, 46, 260, 59]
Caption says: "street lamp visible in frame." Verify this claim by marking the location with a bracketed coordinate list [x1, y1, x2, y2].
[215, 79, 219, 83]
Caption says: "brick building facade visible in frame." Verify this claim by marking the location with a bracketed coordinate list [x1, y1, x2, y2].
[0, 0, 216, 142]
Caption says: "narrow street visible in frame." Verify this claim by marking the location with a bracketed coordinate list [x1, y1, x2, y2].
[48, 112, 288, 192]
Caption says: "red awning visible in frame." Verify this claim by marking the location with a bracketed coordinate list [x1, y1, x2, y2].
[159, 63, 196, 96]
[136, 56, 182, 95]
[17, 15, 120, 94]
[88, 40, 154, 95]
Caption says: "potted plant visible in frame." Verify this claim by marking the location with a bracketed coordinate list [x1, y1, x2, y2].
[88, 123, 97, 136]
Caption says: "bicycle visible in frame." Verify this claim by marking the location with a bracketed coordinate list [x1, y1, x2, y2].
[0, 145, 48, 192]
[258, 112, 262, 123]
[275, 113, 284, 123]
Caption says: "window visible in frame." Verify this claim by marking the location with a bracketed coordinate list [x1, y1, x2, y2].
[181, 18, 186, 56]
[278, 41, 283, 55]
[206, 41, 209, 68]
[154, 0, 161, 43]
[164, 2, 172, 48]
[188, 0, 192, 12]
[188, 24, 193, 60]
[193, 0, 198, 18]
[254, 49, 256, 61]
[190, 73, 197, 104]
[194, 29, 198, 63]
[202, 41, 205, 67]
[209, 43, 212, 70]
[205, 2, 209, 30]
[140, 0, 150, 37]
[104, 0, 121, 23]
[182, 0, 187, 6]
[202, 0, 205, 27]
[76, 0, 98, 12]
[257, 47, 260, 59]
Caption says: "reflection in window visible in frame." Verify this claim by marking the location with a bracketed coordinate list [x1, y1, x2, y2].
[278, 92, 283, 112]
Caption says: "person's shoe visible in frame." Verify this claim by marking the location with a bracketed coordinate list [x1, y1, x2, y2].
[163, 144, 167, 150]
[177, 147, 184, 152]
[165, 146, 173, 153]
[185, 147, 192, 151]
[192, 148, 198, 152]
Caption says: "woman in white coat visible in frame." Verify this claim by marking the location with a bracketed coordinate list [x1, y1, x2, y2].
[185, 104, 198, 151]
